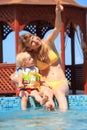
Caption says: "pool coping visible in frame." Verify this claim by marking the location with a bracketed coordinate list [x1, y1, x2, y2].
[0, 95, 87, 110]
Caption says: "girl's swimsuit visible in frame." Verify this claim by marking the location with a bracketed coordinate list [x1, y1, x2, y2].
[16, 66, 41, 96]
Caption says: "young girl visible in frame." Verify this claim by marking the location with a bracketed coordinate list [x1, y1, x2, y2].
[14, 52, 54, 110]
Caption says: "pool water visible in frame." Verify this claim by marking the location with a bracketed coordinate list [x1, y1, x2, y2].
[0, 108, 87, 130]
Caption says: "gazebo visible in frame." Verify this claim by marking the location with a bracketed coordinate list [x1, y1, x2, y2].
[0, 0, 87, 96]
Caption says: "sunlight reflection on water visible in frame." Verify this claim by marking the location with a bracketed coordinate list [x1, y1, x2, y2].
[0, 108, 87, 130]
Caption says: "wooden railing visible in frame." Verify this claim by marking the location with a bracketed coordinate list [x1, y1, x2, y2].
[0, 63, 16, 96]
[0, 63, 85, 96]
[65, 64, 85, 94]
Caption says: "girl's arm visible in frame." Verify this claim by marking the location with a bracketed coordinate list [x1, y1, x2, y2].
[10, 72, 18, 83]
[18, 69, 24, 89]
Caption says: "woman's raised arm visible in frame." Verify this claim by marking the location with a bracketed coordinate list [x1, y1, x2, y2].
[45, 3, 63, 45]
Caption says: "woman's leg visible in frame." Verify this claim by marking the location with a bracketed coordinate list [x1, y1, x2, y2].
[54, 82, 69, 112]
[30, 90, 48, 105]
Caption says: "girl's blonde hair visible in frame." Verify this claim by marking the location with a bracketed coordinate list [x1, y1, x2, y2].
[18, 33, 49, 62]
[16, 52, 30, 67]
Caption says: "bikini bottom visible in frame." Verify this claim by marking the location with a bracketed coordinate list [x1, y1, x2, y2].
[46, 79, 68, 90]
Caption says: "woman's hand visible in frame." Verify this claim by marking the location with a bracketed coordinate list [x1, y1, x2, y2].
[18, 83, 24, 89]
[44, 0, 63, 44]
[56, 5, 63, 13]
[56, 4, 63, 12]
[55, 0, 63, 12]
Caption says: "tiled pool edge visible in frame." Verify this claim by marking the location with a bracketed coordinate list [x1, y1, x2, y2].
[0, 95, 87, 110]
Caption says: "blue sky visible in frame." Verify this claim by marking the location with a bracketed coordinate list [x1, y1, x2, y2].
[76, 0, 87, 6]
[3, 0, 87, 65]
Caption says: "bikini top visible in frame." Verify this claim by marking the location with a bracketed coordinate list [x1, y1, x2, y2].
[37, 49, 59, 70]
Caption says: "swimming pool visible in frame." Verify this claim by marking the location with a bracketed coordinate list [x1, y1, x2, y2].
[0, 108, 87, 130]
[0, 95, 87, 130]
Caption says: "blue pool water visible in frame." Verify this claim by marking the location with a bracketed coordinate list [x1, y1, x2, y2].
[0, 95, 87, 130]
[0, 108, 87, 130]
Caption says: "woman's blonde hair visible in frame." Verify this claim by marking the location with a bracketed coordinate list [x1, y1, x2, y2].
[38, 41, 49, 62]
[16, 52, 30, 67]
[18, 33, 33, 53]
[18, 33, 49, 62]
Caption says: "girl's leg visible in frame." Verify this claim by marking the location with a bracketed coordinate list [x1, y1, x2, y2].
[54, 82, 69, 112]
[30, 90, 48, 105]
[19, 91, 29, 110]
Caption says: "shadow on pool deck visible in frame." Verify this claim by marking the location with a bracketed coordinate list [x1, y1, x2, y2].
[69, 90, 84, 95]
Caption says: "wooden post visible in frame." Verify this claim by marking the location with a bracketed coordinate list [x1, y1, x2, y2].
[84, 60, 87, 94]
[84, 12, 87, 94]
[60, 22, 65, 72]
[0, 23, 3, 62]
[14, 19, 20, 55]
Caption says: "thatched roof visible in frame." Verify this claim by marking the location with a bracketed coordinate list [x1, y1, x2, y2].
[0, 0, 86, 8]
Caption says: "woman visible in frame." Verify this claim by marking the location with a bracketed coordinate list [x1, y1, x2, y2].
[12, 3, 69, 111]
